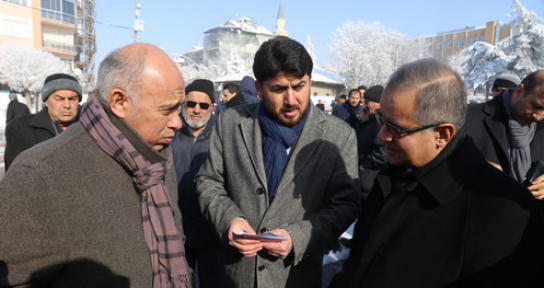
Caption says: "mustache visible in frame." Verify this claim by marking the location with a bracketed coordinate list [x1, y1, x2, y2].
[58, 109, 74, 114]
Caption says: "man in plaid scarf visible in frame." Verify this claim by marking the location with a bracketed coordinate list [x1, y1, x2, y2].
[0, 43, 192, 288]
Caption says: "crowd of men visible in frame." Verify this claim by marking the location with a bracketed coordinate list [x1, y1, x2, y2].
[1, 36, 544, 288]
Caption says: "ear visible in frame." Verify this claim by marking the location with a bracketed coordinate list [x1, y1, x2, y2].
[435, 124, 455, 149]
[108, 89, 130, 119]
[511, 84, 525, 102]
[255, 81, 263, 100]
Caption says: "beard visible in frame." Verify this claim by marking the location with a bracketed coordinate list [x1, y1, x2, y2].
[262, 95, 309, 128]
[182, 108, 211, 129]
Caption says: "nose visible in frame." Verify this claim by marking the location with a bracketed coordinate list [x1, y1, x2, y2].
[284, 89, 296, 106]
[378, 124, 393, 142]
[193, 104, 201, 114]
[169, 112, 182, 130]
[62, 98, 71, 108]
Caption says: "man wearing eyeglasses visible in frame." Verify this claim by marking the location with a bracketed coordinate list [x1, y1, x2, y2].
[330, 58, 544, 288]
[171, 79, 224, 288]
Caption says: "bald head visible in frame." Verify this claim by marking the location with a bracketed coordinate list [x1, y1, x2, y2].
[97, 43, 184, 105]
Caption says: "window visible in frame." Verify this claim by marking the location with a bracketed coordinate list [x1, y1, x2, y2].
[468, 37, 476, 46]
[478, 36, 485, 42]
[41, 0, 75, 24]
[456, 39, 464, 47]
[1, 16, 32, 39]
[60, 58, 73, 71]
[446, 41, 452, 49]
[435, 41, 442, 50]
[43, 28, 75, 51]
[2, 0, 29, 6]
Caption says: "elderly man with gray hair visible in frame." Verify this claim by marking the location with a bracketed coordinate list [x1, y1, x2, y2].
[0, 43, 192, 288]
[330, 58, 544, 288]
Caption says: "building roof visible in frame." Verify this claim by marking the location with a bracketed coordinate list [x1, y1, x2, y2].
[203, 17, 273, 36]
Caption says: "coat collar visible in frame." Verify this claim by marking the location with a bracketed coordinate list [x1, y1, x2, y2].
[28, 107, 57, 135]
[377, 131, 485, 206]
[483, 94, 511, 161]
[240, 103, 327, 195]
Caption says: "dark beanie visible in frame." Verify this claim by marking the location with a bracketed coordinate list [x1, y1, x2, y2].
[364, 85, 384, 103]
[42, 73, 82, 102]
[185, 79, 215, 103]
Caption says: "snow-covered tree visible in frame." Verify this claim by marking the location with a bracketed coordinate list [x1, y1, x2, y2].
[459, 42, 508, 94]
[305, 34, 317, 65]
[0, 46, 66, 110]
[498, 0, 544, 78]
[325, 21, 430, 88]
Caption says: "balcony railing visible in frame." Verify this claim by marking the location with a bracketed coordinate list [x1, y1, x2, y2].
[42, 40, 76, 52]
[41, 9, 75, 25]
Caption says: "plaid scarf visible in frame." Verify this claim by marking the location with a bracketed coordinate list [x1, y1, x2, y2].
[80, 92, 188, 288]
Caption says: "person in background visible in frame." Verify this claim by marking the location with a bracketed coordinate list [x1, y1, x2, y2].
[4, 73, 82, 171]
[491, 71, 521, 97]
[239, 76, 260, 104]
[5, 92, 30, 125]
[332, 89, 362, 129]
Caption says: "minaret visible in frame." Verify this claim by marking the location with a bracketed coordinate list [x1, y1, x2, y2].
[274, 2, 288, 37]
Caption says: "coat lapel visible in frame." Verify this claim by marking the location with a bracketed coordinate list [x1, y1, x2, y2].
[483, 99, 510, 163]
[240, 105, 268, 190]
[275, 106, 326, 196]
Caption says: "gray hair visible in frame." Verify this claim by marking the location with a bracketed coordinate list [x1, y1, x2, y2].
[8, 93, 17, 100]
[96, 46, 148, 113]
[386, 58, 467, 134]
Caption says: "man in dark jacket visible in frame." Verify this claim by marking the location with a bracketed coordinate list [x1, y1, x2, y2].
[5, 93, 30, 124]
[172, 79, 224, 287]
[4, 73, 82, 171]
[330, 58, 544, 287]
[332, 89, 362, 129]
[356, 85, 386, 200]
[464, 70, 544, 203]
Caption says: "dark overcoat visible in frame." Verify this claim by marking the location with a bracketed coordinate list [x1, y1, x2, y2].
[4, 107, 80, 171]
[355, 116, 386, 197]
[330, 134, 544, 287]
[464, 91, 544, 176]
[5, 99, 30, 124]
[197, 103, 361, 288]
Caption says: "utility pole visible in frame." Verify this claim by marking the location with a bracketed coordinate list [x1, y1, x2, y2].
[133, 1, 144, 42]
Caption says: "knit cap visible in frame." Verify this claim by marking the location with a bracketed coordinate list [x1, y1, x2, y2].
[185, 79, 215, 103]
[364, 85, 385, 103]
[493, 72, 521, 90]
[42, 73, 82, 102]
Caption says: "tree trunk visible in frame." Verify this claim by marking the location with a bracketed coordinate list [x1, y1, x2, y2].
[35, 92, 41, 113]
[24, 89, 32, 112]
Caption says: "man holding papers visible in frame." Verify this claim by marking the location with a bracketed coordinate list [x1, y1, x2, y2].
[197, 36, 360, 288]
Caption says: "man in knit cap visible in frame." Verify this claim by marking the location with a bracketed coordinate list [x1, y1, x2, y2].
[5, 92, 30, 124]
[171, 79, 225, 287]
[491, 71, 521, 97]
[4, 73, 82, 171]
[356, 85, 387, 200]
[465, 70, 544, 207]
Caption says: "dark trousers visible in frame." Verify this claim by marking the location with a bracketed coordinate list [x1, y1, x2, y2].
[186, 244, 226, 288]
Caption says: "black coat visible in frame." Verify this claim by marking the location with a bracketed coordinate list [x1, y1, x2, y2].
[464, 90, 544, 177]
[226, 93, 247, 108]
[171, 115, 217, 250]
[4, 107, 80, 171]
[330, 133, 544, 287]
[355, 116, 386, 197]
[6, 99, 30, 124]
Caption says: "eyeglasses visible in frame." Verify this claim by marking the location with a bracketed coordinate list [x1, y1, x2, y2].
[375, 110, 442, 138]
[185, 101, 211, 110]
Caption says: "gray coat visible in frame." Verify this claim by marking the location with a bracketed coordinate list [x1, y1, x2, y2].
[197, 103, 361, 288]
[0, 104, 191, 288]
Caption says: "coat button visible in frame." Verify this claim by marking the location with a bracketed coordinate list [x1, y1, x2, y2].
[260, 228, 267, 233]
[256, 188, 264, 195]
[258, 265, 265, 271]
